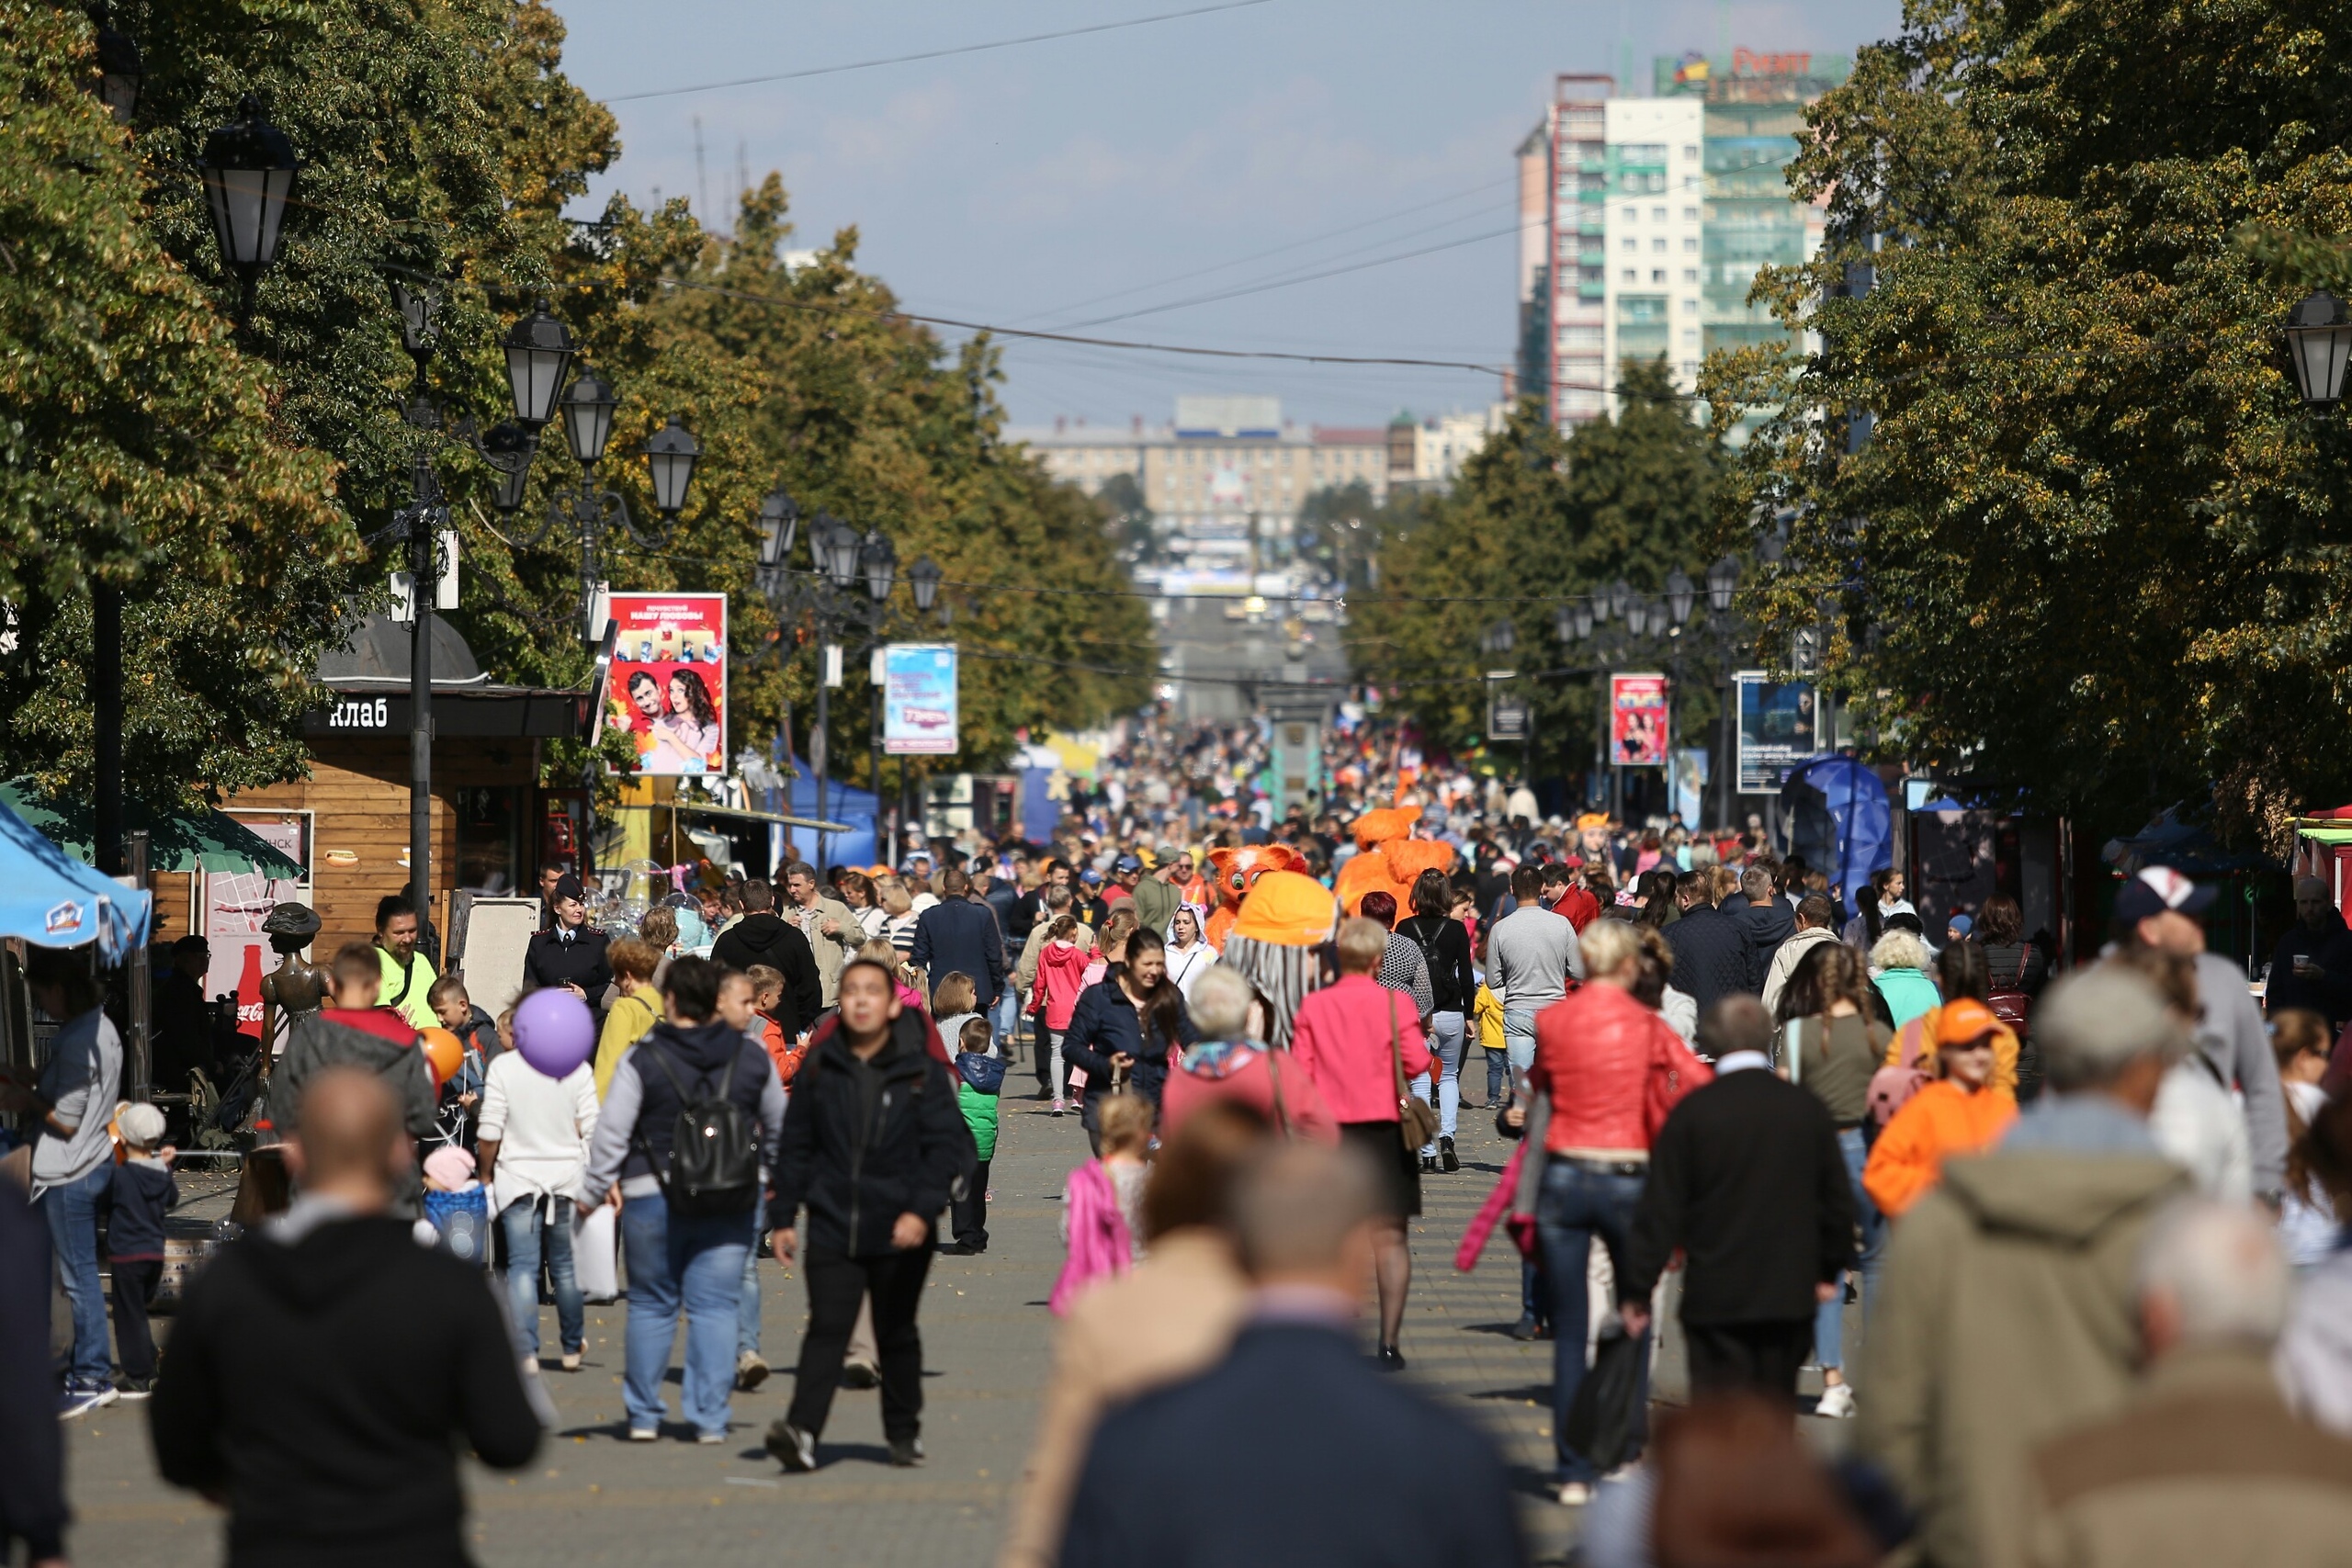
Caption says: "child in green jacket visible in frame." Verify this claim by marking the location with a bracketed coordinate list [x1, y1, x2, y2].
[947, 1012, 1001, 1253]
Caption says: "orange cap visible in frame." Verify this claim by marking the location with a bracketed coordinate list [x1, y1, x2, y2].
[1231, 870, 1341, 947]
[1933, 998, 2002, 1047]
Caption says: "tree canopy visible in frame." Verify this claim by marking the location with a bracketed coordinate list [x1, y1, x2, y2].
[1717, 0, 2352, 843]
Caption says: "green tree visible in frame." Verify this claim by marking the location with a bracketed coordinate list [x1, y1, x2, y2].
[1354, 365, 1723, 786]
[1096, 471, 1157, 566]
[1721, 0, 2352, 843]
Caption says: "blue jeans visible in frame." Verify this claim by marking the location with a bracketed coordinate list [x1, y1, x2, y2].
[619, 1198, 754, 1437]
[1521, 1255, 1550, 1328]
[1503, 1008, 1539, 1088]
[990, 987, 1020, 1048]
[739, 1244, 763, 1357]
[40, 1164, 112, 1387]
[1812, 1126, 1885, 1371]
[1487, 1047, 1509, 1106]
[499, 1198, 583, 1361]
[1537, 1158, 1651, 1483]
[1411, 1010, 1466, 1151]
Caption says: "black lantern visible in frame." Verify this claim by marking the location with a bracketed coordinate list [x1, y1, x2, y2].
[910, 555, 943, 612]
[95, 21, 141, 126]
[758, 490, 800, 572]
[641, 415, 700, 517]
[196, 96, 298, 312]
[388, 277, 439, 363]
[560, 367, 617, 467]
[1706, 555, 1739, 615]
[860, 530, 898, 604]
[1625, 595, 1652, 637]
[2286, 290, 2352, 407]
[503, 300, 575, 430]
[1607, 579, 1633, 622]
[1666, 569, 1695, 628]
[1483, 618, 1515, 657]
[1554, 604, 1579, 643]
[818, 514, 861, 589]
[481, 421, 535, 514]
[1572, 600, 1594, 641]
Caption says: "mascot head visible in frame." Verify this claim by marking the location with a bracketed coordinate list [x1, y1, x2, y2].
[1351, 807, 1419, 852]
[1205, 843, 1311, 908]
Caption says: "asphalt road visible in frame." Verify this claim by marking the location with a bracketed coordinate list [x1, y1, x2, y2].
[61, 1049, 1856, 1566]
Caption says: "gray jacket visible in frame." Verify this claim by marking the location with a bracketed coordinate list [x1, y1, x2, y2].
[274, 1013, 438, 1218]
[2192, 952, 2286, 1193]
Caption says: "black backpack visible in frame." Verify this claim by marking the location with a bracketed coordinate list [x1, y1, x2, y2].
[635, 1042, 760, 1216]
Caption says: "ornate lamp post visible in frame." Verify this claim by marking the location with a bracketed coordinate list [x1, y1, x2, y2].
[196, 96, 298, 321]
[2286, 290, 2352, 407]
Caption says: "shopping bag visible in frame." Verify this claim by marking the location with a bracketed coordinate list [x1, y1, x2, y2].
[1562, 1318, 1645, 1474]
[573, 1201, 620, 1302]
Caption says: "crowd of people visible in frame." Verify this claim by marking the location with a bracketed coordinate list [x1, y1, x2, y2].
[8, 712, 2352, 1567]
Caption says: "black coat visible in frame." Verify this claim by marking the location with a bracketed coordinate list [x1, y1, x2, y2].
[522, 925, 612, 998]
[1396, 914, 1476, 1016]
[1062, 974, 1197, 1106]
[1737, 898, 1797, 992]
[0, 1181, 63, 1561]
[710, 913, 824, 1033]
[767, 1014, 969, 1256]
[1621, 1066, 1856, 1325]
[150, 1215, 539, 1564]
[909, 897, 1010, 1010]
[1665, 904, 1751, 1016]
[1060, 1323, 1524, 1568]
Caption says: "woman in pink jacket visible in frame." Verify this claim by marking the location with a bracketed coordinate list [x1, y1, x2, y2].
[1030, 916, 1091, 1116]
[1290, 916, 1432, 1368]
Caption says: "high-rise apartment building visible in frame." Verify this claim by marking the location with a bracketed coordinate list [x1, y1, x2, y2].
[1519, 50, 1849, 430]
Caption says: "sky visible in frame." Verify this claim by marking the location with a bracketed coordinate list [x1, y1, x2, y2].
[548, 0, 1904, 430]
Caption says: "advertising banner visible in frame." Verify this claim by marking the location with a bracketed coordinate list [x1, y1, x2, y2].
[1672, 748, 1709, 827]
[1610, 672, 1669, 767]
[1486, 682, 1528, 742]
[1736, 671, 1818, 793]
[884, 643, 959, 755]
[205, 814, 310, 1042]
[604, 592, 728, 775]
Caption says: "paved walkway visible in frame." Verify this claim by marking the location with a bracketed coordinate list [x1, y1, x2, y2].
[62, 1060, 1852, 1565]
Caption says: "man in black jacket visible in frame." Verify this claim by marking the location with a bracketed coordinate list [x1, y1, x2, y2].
[765, 957, 967, 1472]
[710, 878, 824, 1032]
[1735, 863, 1797, 993]
[151, 1067, 540, 1565]
[1664, 871, 1751, 1020]
[1058, 1139, 1524, 1568]
[1619, 996, 1855, 1404]
[521, 875, 613, 1003]
[909, 866, 1009, 1011]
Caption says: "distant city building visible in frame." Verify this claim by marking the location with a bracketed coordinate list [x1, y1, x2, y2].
[1519, 49, 1849, 429]
[1012, 398, 1505, 592]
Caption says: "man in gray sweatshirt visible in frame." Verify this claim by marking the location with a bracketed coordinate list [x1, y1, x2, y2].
[1487, 863, 1585, 1090]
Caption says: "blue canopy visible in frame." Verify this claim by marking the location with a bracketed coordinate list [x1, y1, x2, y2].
[1781, 756, 1894, 901]
[783, 757, 879, 872]
[0, 796, 151, 963]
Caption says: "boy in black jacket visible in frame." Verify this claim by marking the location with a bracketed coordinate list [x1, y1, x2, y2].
[151, 1067, 539, 1565]
[107, 1102, 180, 1396]
[1618, 994, 1855, 1404]
[765, 956, 969, 1473]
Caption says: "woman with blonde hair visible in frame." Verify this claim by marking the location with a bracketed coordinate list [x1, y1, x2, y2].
[1868, 924, 1939, 1028]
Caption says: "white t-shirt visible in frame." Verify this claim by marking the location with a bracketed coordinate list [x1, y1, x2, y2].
[477, 1051, 599, 1213]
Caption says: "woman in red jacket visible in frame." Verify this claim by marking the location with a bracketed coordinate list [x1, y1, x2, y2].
[1524, 917, 1713, 1504]
[1291, 917, 1431, 1368]
[1161, 964, 1337, 1145]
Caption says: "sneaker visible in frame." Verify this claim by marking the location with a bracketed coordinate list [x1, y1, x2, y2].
[736, 1350, 770, 1393]
[1376, 1345, 1406, 1372]
[560, 1350, 582, 1372]
[627, 1426, 660, 1442]
[59, 1382, 115, 1420]
[1509, 1314, 1544, 1341]
[1420, 1153, 1438, 1173]
[1440, 1135, 1460, 1173]
[1050, 1099, 1068, 1117]
[696, 1429, 728, 1445]
[1556, 1481, 1592, 1507]
[1815, 1382, 1857, 1419]
[115, 1377, 154, 1401]
[766, 1420, 818, 1472]
[840, 1359, 880, 1391]
[888, 1436, 926, 1468]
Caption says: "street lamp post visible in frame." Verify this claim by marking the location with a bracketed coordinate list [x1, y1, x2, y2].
[2286, 290, 2352, 407]
[1706, 555, 1741, 834]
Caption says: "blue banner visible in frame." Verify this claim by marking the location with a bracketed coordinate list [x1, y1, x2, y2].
[884, 644, 958, 756]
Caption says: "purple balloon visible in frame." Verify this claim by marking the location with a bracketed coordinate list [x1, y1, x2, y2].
[514, 987, 595, 1079]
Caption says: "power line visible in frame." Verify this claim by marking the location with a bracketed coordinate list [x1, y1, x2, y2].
[602, 0, 1276, 104]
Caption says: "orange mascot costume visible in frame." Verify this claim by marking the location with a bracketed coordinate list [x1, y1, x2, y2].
[1203, 843, 1310, 949]
[1334, 807, 1459, 916]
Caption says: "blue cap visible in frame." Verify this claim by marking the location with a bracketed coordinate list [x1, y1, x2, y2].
[1113, 853, 1144, 874]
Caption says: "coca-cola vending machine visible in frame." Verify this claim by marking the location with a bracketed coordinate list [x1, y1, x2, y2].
[207, 813, 312, 1042]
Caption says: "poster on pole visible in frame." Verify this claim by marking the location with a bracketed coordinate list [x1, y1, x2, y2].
[884, 643, 959, 755]
[1736, 671, 1817, 793]
[1610, 672, 1668, 767]
[1486, 681, 1528, 742]
[603, 592, 728, 775]
[204, 814, 311, 1043]
[1672, 749, 1709, 827]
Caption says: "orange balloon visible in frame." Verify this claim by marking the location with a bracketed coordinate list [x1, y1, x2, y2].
[419, 1027, 464, 1086]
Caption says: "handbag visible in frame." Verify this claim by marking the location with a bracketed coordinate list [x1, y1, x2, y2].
[1390, 992, 1442, 1152]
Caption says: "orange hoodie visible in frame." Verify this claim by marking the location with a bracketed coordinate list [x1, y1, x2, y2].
[1863, 1080, 2018, 1218]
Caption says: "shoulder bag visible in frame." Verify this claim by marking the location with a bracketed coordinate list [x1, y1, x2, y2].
[1391, 993, 1442, 1152]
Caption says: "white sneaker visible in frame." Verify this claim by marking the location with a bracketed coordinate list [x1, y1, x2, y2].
[1815, 1382, 1857, 1419]
[1556, 1481, 1592, 1506]
[627, 1427, 659, 1442]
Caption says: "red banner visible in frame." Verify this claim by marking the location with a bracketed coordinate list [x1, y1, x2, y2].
[1611, 673, 1669, 767]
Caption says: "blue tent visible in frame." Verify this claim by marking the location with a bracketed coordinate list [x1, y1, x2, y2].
[781, 757, 880, 872]
[0, 796, 151, 963]
[1780, 756, 1894, 902]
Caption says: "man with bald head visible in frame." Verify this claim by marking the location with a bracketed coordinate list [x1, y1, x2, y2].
[2266, 874, 2352, 1032]
[152, 1068, 540, 1566]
